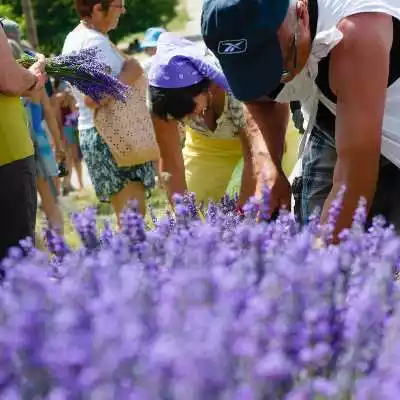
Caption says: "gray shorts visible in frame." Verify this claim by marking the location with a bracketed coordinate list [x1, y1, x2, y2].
[292, 125, 400, 230]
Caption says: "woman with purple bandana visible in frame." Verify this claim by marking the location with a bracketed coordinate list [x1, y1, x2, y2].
[149, 33, 256, 206]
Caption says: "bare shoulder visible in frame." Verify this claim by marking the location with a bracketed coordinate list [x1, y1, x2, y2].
[337, 12, 392, 52]
[330, 12, 393, 94]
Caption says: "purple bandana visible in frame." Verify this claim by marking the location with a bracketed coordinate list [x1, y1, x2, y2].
[148, 33, 231, 91]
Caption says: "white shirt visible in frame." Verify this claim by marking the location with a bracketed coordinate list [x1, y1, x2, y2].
[141, 56, 154, 77]
[62, 25, 125, 131]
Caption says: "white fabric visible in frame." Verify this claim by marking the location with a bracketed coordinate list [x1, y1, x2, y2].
[140, 57, 154, 110]
[141, 56, 154, 77]
[280, 0, 400, 168]
[62, 25, 125, 130]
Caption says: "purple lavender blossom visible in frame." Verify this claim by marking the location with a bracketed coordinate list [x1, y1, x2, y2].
[18, 48, 130, 103]
[0, 189, 399, 398]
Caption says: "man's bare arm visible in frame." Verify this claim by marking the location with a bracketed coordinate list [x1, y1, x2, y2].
[244, 101, 289, 170]
[321, 13, 392, 238]
[242, 101, 291, 212]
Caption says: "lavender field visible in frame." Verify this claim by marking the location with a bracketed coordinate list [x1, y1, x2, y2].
[2, 189, 400, 399]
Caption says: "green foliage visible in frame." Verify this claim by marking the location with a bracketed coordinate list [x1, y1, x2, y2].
[0, 3, 25, 32]
[1, 0, 178, 54]
[109, 0, 178, 43]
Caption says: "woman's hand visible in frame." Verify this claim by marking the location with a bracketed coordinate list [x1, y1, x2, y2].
[84, 95, 112, 109]
[55, 144, 66, 163]
[28, 53, 47, 92]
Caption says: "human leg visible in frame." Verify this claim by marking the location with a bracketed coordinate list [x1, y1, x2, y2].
[80, 127, 155, 220]
[110, 181, 146, 225]
[37, 177, 64, 234]
[71, 144, 84, 189]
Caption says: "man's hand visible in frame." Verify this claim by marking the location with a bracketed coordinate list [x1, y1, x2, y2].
[256, 161, 291, 215]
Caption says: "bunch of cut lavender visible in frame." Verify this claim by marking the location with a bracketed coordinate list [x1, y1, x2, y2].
[18, 47, 129, 103]
[1, 191, 400, 398]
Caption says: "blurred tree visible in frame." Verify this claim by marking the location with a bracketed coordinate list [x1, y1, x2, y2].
[1, 0, 177, 54]
[21, 0, 38, 48]
[0, 4, 25, 29]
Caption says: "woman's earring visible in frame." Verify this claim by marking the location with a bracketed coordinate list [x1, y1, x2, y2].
[201, 91, 213, 118]
[208, 91, 213, 107]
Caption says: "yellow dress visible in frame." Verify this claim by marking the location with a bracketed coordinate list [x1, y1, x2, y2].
[282, 120, 302, 177]
[181, 91, 243, 203]
[182, 90, 302, 202]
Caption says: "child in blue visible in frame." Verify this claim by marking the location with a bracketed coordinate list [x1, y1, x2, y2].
[24, 87, 65, 234]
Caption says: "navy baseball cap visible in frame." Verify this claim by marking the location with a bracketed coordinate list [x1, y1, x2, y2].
[201, 0, 289, 102]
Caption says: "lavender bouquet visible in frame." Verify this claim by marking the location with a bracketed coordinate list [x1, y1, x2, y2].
[1, 190, 400, 398]
[18, 47, 130, 103]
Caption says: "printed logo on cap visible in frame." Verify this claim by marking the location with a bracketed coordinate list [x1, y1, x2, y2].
[217, 39, 247, 55]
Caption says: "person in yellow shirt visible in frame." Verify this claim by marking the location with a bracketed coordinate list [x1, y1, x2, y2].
[0, 21, 46, 260]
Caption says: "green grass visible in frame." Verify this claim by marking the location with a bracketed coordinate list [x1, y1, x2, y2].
[37, 185, 169, 250]
[37, 124, 301, 250]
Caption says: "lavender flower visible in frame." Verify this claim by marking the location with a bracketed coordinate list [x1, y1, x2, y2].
[322, 185, 346, 242]
[18, 47, 130, 103]
[0, 189, 399, 398]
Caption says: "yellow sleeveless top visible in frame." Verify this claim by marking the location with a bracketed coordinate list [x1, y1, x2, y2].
[0, 95, 33, 166]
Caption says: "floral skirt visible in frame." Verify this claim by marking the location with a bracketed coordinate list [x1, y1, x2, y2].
[79, 127, 155, 202]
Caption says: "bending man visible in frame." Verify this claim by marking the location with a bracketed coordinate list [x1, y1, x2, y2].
[201, 0, 400, 238]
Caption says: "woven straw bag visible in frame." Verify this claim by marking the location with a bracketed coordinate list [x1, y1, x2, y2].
[94, 75, 160, 167]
